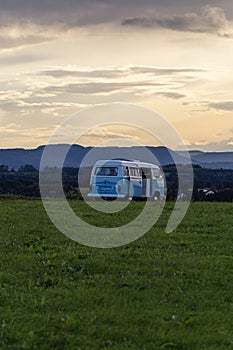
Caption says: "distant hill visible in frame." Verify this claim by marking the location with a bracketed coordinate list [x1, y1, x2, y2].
[0, 144, 232, 170]
[178, 150, 233, 169]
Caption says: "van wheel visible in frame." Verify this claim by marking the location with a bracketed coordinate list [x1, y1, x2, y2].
[101, 196, 117, 201]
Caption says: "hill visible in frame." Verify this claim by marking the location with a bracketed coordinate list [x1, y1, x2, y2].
[0, 144, 232, 170]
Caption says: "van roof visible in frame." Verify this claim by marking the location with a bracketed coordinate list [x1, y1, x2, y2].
[93, 160, 160, 168]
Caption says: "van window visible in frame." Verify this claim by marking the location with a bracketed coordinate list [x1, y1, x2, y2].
[129, 167, 141, 178]
[94, 167, 118, 176]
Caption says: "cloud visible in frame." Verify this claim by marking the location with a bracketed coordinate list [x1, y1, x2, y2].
[0, 1, 134, 38]
[122, 5, 233, 38]
[0, 33, 55, 49]
[38, 67, 129, 79]
[0, 53, 46, 65]
[1, 2, 232, 50]
[44, 81, 165, 95]
[0, 99, 86, 117]
[33, 65, 204, 101]
[1, 3, 231, 49]
[0, 23, 56, 49]
[15, 101, 85, 109]
[0, 90, 31, 101]
[85, 127, 139, 140]
[129, 66, 206, 75]
[0, 124, 55, 143]
[36, 65, 206, 99]
[39, 65, 206, 79]
[186, 137, 233, 151]
[0, 1, 226, 21]
[209, 101, 233, 111]
[156, 91, 186, 99]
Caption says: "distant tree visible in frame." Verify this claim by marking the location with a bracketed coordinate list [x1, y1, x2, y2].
[0, 165, 9, 173]
[18, 164, 38, 173]
[204, 181, 213, 188]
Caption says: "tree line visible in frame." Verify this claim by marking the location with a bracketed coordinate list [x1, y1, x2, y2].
[0, 164, 233, 201]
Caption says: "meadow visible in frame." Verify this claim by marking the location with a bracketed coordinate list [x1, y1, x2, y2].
[0, 200, 233, 349]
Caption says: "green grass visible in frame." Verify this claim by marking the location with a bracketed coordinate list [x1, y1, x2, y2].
[0, 200, 233, 349]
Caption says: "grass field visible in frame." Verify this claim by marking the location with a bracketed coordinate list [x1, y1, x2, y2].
[0, 200, 233, 349]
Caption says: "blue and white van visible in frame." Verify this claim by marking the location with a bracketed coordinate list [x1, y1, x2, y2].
[87, 159, 165, 200]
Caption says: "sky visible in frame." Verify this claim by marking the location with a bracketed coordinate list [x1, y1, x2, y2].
[0, 0, 233, 151]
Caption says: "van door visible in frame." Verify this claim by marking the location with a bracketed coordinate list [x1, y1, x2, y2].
[142, 168, 151, 197]
[128, 167, 142, 198]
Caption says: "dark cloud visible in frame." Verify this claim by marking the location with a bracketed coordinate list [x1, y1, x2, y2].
[0, 2, 231, 48]
[0, 0, 225, 12]
[0, 1, 144, 27]
[0, 0, 201, 12]
[0, 1, 231, 28]
[122, 5, 233, 38]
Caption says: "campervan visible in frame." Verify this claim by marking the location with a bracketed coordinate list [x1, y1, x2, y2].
[87, 160, 165, 200]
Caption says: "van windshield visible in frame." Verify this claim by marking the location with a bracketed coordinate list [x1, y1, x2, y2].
[94, 167, 118, 176]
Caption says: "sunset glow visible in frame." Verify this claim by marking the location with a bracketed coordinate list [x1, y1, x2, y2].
[0, 1, 232, 151]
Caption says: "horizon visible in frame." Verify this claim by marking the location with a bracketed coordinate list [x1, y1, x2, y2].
[0, 143, 232, 154]
[0, 1, 233, 152]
